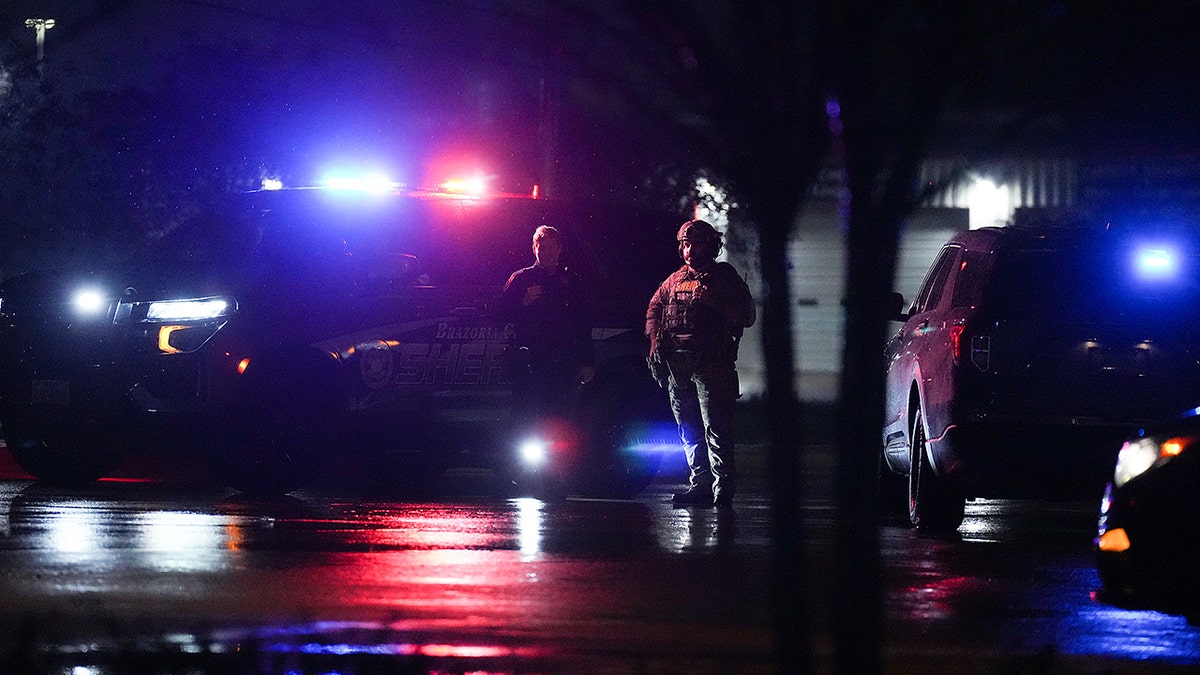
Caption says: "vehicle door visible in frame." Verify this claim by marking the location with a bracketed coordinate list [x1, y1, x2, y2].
[884, 243, 961, 459]
[333, 197, 537, 451]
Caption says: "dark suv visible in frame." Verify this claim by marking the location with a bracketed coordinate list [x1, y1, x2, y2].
[0, 185, 680, 495]
[883, 222, 1200, 529]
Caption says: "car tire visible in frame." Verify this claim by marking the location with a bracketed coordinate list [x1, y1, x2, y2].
[214, 408, 329, 496]
[359, 453, 454, 496]
[2, 416, 118, 485]
[502, 466, 571, 501]
[210, 349, 338, 496]
[574, 370, 667, 499]
[908, 407, 965, 530]
[577, 420, 665, 499]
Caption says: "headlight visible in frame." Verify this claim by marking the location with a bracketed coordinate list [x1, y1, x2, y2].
[1113, 435, 1194, 487]
[518, 438, 550, 467]
[71, 288, 110, 317]
[144, 297, 233, 322]
[112, 295, 236, 353]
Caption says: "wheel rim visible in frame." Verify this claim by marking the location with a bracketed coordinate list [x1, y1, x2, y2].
[905, 407, 966, 531]
[908, 411, 923, 526]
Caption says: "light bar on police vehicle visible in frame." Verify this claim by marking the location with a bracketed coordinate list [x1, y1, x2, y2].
[438, 176, 490, 196]
[322, 174, 400, 192]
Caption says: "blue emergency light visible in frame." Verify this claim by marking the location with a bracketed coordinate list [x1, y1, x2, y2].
[1135, 245, 1178, 280]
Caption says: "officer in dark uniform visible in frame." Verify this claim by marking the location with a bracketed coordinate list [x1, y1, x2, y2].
[646, 220, 756, 508]
[498, 226, 595, 427]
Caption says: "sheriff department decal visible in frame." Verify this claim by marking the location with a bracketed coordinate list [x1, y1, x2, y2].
[435, 323, 514, 341]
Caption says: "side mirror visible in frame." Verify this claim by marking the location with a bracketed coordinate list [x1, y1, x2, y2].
[887, 292, 909, 322]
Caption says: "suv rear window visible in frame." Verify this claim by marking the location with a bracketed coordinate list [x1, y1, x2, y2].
[950, 249, 990, 309]
[983, 240, 1200, 321]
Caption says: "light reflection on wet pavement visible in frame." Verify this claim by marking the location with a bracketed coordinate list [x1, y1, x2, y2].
[2, 454, 1200, 672]
[0, 471, 777, 673]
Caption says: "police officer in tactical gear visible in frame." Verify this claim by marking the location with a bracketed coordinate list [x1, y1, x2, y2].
[646, 219, 756, 508]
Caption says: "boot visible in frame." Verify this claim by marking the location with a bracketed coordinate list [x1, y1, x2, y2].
[671, 485, 713, 506]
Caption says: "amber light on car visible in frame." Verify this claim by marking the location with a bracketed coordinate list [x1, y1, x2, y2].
[1162, 437, 1187, 457]
[1097, 526, 1131, 552]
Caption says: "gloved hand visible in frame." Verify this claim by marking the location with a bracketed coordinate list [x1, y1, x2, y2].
[647, 352, 670, 389]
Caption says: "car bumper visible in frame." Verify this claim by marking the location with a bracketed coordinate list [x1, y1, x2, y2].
[929, 415, 1137, 499]
[0, 344, 220, 450]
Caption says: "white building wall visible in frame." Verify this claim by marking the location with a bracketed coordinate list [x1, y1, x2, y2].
[732, 157, 1075, 402]
[734, 205, 968, 402]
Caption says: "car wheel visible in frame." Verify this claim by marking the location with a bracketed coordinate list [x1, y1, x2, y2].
[215, 408, 330, 496]
[908, 407, 965, 530]
[2, 416, 118, 485]
[359, 453, 454, 496]
[211, 350, 338, 495]
[574, 373, 667, 499]
[503, 465, 572, 501]
[577, 419, 665, 499]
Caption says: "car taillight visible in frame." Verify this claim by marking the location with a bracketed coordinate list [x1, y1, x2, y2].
[951, 325, 991, 372]
[949, 325, 966, 364]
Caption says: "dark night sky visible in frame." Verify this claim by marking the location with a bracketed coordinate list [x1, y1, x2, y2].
[4, 2, 1200, 201]
[3, 2, 569, 189]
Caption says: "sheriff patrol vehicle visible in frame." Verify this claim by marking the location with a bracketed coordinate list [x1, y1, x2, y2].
[0, 177, 681, 495]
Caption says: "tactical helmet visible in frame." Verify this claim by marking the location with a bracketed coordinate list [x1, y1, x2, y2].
[676, 219, 722, 244]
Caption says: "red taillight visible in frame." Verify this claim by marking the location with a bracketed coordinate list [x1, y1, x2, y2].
[949, 325, 966, 364]
[951, 326, 991, 372]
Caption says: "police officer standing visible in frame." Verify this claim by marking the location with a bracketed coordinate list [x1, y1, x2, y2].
[498, 226, 595, 426]
[646, 220, 756, 508]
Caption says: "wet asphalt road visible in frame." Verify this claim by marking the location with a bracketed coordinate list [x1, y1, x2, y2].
[2, 445, 1200, 673]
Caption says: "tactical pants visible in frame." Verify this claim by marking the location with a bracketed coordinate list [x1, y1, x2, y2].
[666, 355, 739, 498]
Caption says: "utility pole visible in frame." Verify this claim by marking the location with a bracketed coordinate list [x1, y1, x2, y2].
[24, 18, 55, 77]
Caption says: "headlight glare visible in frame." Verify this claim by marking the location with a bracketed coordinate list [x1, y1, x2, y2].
[72, 289, 109, 316]
[518, 438, 549, 467]
[1113, 438, 1161, 487]
[1113, 435, 1194, 487]
[146, 297, 232, 322]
